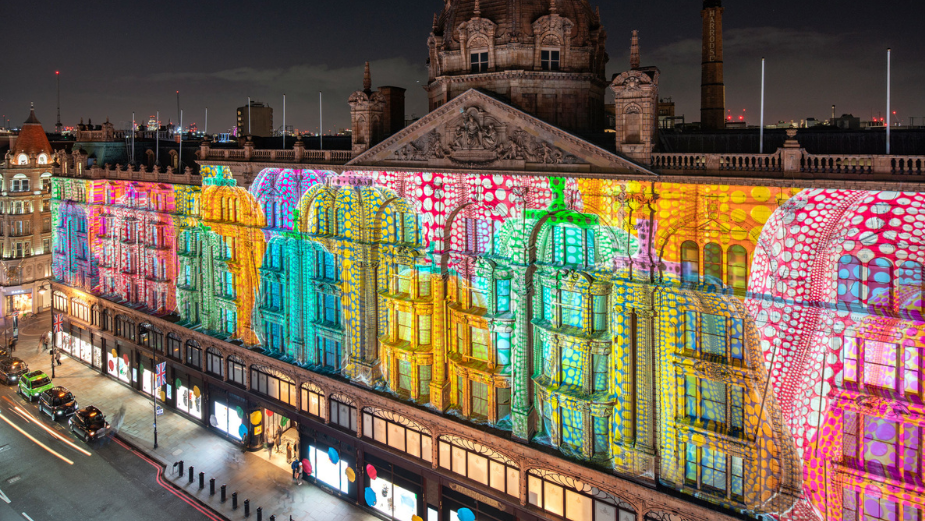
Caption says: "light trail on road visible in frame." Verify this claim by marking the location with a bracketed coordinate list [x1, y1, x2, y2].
[14, 406, 92, 457]
[0, 410, 74, 465]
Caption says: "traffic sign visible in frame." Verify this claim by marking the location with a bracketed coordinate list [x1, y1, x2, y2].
[156, 405, 164, 416]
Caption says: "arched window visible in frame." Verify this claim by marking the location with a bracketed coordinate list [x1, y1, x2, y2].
[17, 153, 28, 165]
[37, 153, 48, 165]
[205, 347, 223, 377]
[838, 255, 862, 307]
[897, 260, 924, 319]
[868, 258, 893, 311]
[680, 241, 700, 283]
[166, 333, 181, 359]
[727, 245, 749, 294]
[703, 243, 723, 284]
[185, 340, 202, 368]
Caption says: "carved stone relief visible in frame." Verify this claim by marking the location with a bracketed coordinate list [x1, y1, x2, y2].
[391, 105, 580, 167]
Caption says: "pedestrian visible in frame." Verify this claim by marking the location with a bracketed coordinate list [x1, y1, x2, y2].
[266, 438, 274, 458]
[8, 337, 14, 354]
[50, 348, 56, 378]
[275, 429, 282, 454]
[55, 348, 62, 366]
[291, 459, 302, 485]
[286, 442, 292, 462]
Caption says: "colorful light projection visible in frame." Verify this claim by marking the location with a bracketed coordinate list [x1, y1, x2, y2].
[52, 167, 925, 520]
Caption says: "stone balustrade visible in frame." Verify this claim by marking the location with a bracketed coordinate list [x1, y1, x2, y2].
[202, 143, 352, 164]
[652, 148, 925, 178]
[55, 162, 198, 185]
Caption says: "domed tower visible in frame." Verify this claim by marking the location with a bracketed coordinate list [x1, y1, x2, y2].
[426, 0, 609, 134]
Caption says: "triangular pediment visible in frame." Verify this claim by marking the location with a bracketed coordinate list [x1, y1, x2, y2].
[347, 89, 654, 175]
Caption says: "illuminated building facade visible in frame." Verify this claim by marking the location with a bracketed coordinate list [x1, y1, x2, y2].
[1, 106, 55, 317]
[48, 1, 925, 520]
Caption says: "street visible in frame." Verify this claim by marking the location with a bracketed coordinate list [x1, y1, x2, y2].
[0, 327, 222, 521]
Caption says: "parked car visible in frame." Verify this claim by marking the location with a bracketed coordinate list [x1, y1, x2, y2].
[39, 386, 78, 420]
[0, 358, 28, 385]
[18, 371, 53, 401]
[69, 406, 110, 442]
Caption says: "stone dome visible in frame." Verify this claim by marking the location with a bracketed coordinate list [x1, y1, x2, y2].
[432, 0, 603, 50]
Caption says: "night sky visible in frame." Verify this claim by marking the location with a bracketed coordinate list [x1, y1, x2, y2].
[3, 1, 923, 134]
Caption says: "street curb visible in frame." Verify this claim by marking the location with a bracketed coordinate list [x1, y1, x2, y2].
[114, 433, 231, 521]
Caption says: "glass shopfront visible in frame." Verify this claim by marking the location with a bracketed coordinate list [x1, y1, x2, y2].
[364, 452, 424, 521]
[107, 342, 132, 384]
[300, 428, 355, 498]
[57, 328, 94, 364]
[210, 389, 246, 441]
[174, 371, 203, 420]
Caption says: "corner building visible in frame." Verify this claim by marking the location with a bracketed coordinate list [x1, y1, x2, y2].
[50, 2, 925, 521]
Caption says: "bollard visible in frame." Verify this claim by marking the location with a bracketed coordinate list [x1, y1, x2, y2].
[244, 499, 250, 517]
[256, 507, 262, 521]
[199, 472, 205, 490]
[220, 484, 227, 503]
[270, 516, 276, 521]
[209, 478, 215, 496]
[178, 460, 184, 477]
[232, 492, 238, 510]
[188, 466, 194, 484]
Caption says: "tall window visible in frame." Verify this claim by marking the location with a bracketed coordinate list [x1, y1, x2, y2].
[397, 310, 413, 342]
[844, 412, 921, 482]
[703, 243, 723, 284]
[205, 348, 223, 377]
[469, 276, 488, 309]
[868, 258, 894, 310]
[317, 250, 337, 281]
[318, 337, 341, 370]
[184, 341, 201, 368]
[417, 315, 432, 345]
[727, 245, 748, 294]
[592, 295, 607, 332]
[496, 279, 511, 313]
[843, 335, 921, 398]
[551, 226, 595, 267]
[681, 241, 700, 283]
[540, 50, 560, 70]
[471, 381, 488, 418]
[685, 445, 742, 497]
[470, 51, 488, 73]
[470, 327, 490, 361]
[227, 357, 245, 385]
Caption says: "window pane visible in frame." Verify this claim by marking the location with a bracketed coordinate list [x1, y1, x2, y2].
[863, 417, 898, 476]
[565, 490, 593, 521]
[467, 453, 488, 485]
[544, 482, 564, 516]
[864, 341, 898, 390]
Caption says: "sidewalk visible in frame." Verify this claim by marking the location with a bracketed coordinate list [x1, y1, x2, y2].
[14, 315, 378, 521]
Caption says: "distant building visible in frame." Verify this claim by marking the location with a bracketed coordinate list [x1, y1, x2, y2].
[833, 113, 861, 130]
[236, 101, 273, 138]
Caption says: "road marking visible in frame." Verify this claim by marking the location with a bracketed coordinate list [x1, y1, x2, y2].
[0, 411, 74, 465]
[22, 512, 34, 521]
[6, 476, 20, 485]
[0, 486, 9, 503]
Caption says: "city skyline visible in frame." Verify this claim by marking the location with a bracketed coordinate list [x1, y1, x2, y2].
[4, 0, 924, 133]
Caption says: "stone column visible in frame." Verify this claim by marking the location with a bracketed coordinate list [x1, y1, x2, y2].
[633, 285, 657, 482]
[430, 272, 449, 410]
[511, 272, 535, 442]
